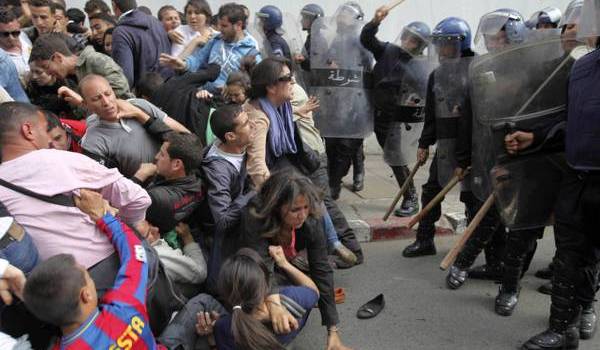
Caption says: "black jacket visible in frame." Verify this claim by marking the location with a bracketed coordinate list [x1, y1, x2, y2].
[237, 203, 339, 327]
[146, 174, 203, 234]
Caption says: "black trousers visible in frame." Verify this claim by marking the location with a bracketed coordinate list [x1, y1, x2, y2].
[325, 137, 364, 189]
[501, 228, 545, 292]
[374, 113, 416, 197]
[551, 170, 600, 307]
[310, 153, 364, 262]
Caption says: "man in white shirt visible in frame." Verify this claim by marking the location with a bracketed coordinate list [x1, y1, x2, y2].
[0, 9, 31, 86]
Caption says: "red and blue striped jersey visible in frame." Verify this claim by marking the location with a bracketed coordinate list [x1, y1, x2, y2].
[52, 214, 165, 350]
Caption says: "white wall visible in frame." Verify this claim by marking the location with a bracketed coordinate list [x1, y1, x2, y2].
[68, 0, 572, 42]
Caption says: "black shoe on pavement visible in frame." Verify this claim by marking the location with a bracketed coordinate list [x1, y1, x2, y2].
[446, 265, 467, 290]
[467, 264, 503, 281]
[521, 328, 579, 350]
[402, 239, 436, 258]
[352, 173, 364, 192]
[495, 286, 520, 316]
[580, 304, 597, 340]
[330, 185, 341, 200]
[394, 194, 419, 217]
[537, 281, 552, 295]
[535, 266, 553, 280]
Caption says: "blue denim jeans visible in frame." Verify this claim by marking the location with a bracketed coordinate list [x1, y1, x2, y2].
[0, 233, 39, 274]
[322, 205, 342, 249]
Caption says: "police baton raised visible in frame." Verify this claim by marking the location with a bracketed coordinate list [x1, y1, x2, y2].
[439, 192, 496, 270]
[384, 0, 408, 11]
[406, 167, 470, 229]
[383, 162, 421, 221]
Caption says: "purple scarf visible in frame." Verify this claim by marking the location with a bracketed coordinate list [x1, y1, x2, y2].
[259, 98, 297, 158]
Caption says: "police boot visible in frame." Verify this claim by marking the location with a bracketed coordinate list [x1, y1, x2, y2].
[580, 303, 597, 340]
[352, 148, 365, 192]
[395, 187, 419, 217]
[402, 239, 436, 258]
[496, 262, 523, 316]
[446, 265, 468, 290]
[468, 263, 503, 281]
[521, 277, 581, 350]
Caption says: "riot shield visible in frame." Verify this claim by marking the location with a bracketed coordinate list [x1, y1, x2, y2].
[281, 13, 308, 88]
[430, 56, 473, 187]
[309, 15, 375, 138]
[377, 57, 436, 166]
[469, 32, 573, 226]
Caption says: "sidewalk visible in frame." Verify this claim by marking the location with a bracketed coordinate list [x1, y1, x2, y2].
[336, 135, 467, 243]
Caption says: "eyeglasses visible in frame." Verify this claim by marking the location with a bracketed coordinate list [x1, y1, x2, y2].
[277, 73, 293, 83]
[0, 30, 21, 38]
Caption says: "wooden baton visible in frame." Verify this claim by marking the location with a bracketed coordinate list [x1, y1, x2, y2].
[439, 192, 496, 270]
[383, 162, 421, 221]
[385, 0, 408, 11]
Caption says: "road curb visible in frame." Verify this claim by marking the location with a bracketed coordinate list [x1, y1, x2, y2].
[349, 216, 455, 243]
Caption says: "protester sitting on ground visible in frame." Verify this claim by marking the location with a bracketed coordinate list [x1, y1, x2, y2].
[223, 70, 251, 104]
[79, 74, 189, 178]
[238, 171, 352, 350]
[103, 27, 113, 55]
[160, 2, 261, 95]
[45, 111, 85, 152]
[27, 60, 77, 118]
[170, 0, 217, 58]
[29, 32, 134, 103]
[23, 0, 57, 42]
[200, 104, 256, 288]
[23, 189, 163, 350]
[0, 101, 151, 295]
[138, 220, 206, 299]
[111, 0, 173, 88]
[212, 247, 319, 349]
[88, 12, 115, 54]
[158, 5, 180, 33]
[0, 8, 32, 85]
[134, 132, 204, 235]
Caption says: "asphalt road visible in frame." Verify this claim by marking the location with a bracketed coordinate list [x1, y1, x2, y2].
[291, 232, 599, 350]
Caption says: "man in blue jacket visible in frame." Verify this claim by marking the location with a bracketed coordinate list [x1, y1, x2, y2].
[111, 0, 173, 88]
[160, 3, 261, 95]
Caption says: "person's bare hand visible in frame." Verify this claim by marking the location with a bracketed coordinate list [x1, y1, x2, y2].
[270, 303, 298, 334]
[417, 147, 429, 165]
[372, 6, 390, 24]
[297, 96, 320, 117]
[160, 53, 187, 70]
[505, 131, 534, 155]
[192, 33, 210, 47]
[116, 99, 146, 121]
[75, 189, 109, 222]
[175, 222, 194, 245]
[58, 86, 83, 107]
[453, 167, 467, 181]
[294, 53, 306, 63]
[268, 245, 289, 267]
[137, 163, 157, 178]
[195, 311, 220, 336]
[327, 331, 353, 350]
[195, 89, 213, 100]
[0, 265, 26, 305]
[168, 29, 185, 45]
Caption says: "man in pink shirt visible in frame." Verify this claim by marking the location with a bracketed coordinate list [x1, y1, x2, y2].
[0, 102, 150, 292]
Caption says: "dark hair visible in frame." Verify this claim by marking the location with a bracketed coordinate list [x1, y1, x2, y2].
[217, 3, 246, 26]
[164, 132, 203, 174]
[248, 57, 292, 100]
[218, 248, 285, 350]
[137, 5, 151, 16]
[157, 5, 177, 21]
[23, 254, 86, 327]
[0, 7, 17, 24]
[30, 0, 56, 13]
[250, 170, 322, 243]
[89, 12, 116, 26]
[30, 33, 74, 62]
[135, 72, 164, 99]
[210, 104, 244, 143]
[44, 110, 63, 131]
[53, 2, 65, 15]
[184, 0, 212, 18]
[104, 26, 114, 37]
[83, 0, 111, 15]
[0, 102, 43, 146]
[66, 8, 86, 25]
[112, 0, 137, 13]
[226, 71, 251, 92]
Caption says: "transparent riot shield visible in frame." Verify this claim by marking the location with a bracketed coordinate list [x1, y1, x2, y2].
[469, 32, 574, 227]
[309, 15, 375, 138]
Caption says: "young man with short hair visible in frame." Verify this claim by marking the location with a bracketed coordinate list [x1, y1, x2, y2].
[30, 32, 133, 100]
[23, 0, 56, 42]
[84, 0, 111, 17]
[160, 3, 261, 94]
[89, 12, 116, 53]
